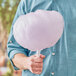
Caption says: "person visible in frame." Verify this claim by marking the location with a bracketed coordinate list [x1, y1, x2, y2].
[7, 0, 76, 76]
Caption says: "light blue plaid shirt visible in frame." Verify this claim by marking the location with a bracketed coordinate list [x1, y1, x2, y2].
[7, 0, 76, 76]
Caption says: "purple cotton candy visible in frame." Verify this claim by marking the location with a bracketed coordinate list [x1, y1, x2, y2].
[13, 10, 64, 51]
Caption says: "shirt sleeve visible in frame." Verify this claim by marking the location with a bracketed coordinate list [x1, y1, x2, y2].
[7, 0, 30, 70]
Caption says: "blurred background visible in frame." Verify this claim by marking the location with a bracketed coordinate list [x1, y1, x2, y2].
[0, 0, 22, 76]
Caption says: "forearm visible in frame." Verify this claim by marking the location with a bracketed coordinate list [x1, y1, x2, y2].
[12, 53, 29, 70]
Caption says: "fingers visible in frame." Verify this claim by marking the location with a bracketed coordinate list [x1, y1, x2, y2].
[40, 54, 45, 59]
[32, 54, 45, 59]
[28, 54, 45, 74]
[31, 62, 43, 68]
[33, 57, 43, 63]
[30, 63, 43, 74]
[32, 68, 42, 74]
[31, 54, 45, 63]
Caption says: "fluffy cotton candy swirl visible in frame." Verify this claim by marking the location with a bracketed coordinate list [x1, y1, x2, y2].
[13, 10, 64, 51]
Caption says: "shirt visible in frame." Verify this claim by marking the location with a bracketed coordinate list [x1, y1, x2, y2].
[7, 0, 76, 76]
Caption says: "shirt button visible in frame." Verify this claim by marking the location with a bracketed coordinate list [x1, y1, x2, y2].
[9, 41, 12, 43]
[52, 53, 55, 56]
[51, 72, 55, 75]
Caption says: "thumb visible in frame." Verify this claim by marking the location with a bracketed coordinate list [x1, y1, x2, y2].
[40, 54, 45, 59]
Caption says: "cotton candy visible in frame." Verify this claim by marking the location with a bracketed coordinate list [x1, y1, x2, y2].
[13, 10, 64, 51]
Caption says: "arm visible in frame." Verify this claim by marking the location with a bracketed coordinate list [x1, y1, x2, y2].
[12, 53, 28, 70]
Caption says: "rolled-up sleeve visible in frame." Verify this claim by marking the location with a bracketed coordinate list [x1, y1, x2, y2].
[7, 0, 30, 70]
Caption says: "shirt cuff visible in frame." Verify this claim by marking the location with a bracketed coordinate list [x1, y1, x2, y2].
[9, 49, 27, 70]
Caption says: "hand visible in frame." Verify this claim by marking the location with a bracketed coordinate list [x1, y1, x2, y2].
[25, 54, 45, 74]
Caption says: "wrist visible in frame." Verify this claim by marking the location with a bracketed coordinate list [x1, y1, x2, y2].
[22, 56, 30, 70]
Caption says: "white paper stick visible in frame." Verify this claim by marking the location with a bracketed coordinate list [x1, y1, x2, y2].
[37, 50, 41, 57]
[36, 50, 41, 76]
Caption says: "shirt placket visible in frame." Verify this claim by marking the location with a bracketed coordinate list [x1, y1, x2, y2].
[50, 46, 56, 76]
